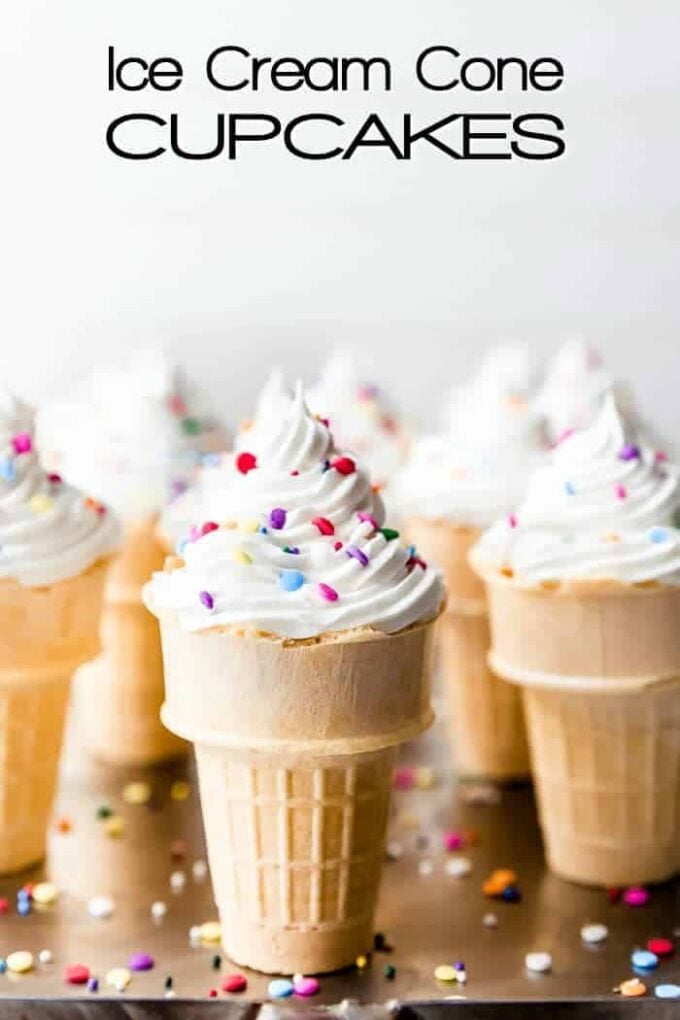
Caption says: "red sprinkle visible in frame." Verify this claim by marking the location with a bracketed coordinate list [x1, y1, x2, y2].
[208, 989, 218, 998]
[312, 517, 335, 536]
[0, 898, 8, 914]
[333, 541, 343, 551]
[332, 456, 356, 476]
[65, 964, 90, 985]
[317, 582, 339, 602]
[167, 393, 188, 417]
[236, 452, 257, 474]
[647, 938, 674, 957]
[407, 556, 427, 571]
[200, 521, 219, 537]
[290, 469, 300, 476]
[607, 887, 622, 903]
[615, 484, 627, 500]
[222, 974, 247, 993]
[47, 472, 63, 485]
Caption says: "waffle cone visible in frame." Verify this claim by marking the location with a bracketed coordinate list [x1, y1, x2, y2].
[476, 562, 680, 885]
[154, 613, 437, 973]
[0, 558, 110, 873]
[404, 516, 529, 779]
[74, 519, 185, 765]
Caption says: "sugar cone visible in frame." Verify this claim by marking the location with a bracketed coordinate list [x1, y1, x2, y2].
[0, 558, 110, 873]
[75, 518, 185, 765]
[474, 560, 680, 886]
[404, 516, 529, 780]
[154, 613, 437, 973]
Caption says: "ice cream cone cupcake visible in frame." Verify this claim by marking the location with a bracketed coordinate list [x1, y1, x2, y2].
[471, 394, 680, 886]
[307, 351, 409, 490]
[37, 350, 223, 765]
[0, 390, 120, 872]
[394, 345, 543, 780]
[144, 383, 443, 973]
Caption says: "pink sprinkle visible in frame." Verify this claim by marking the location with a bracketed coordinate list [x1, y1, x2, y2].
[11, 433, 32, 455]
[357, 512, 379, 530]
[555, 428, 574, 446]
[188, 525, 201, 543]
[200, 521, 219, 537]
[616, 484, 627, 500]
[47, 472, 62, 485]
[623, 886, 649, 907]
[317, 582, 339, 603]
[290, 469, 300, 476]
[656, 451, 668, 463]
[392, 767, 415, 790]
[293, 976, 320, 997]
[443, 831, 464, 852]
[319, 417, 330, 428]
[508, 514, 518, 528]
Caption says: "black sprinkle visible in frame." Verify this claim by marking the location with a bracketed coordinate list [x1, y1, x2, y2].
[212, 955, 221, 970]
[164, 976, 173, 990]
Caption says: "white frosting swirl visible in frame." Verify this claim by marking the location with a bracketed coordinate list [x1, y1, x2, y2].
[307, 352, 408, 487]
[1, 394, 121, 587]
[393, 344, 545, 526]
[36, 350, 222, 522]
[535, 339, 616, 443]
[146, 383, 443, 639]
[475, 394, 680, 585]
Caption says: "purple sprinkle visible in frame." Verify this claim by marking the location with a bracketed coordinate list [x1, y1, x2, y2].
[619, 443, 641, 462]
[87, 977, 99, 993]
[128, 952, 154, 972]
[269, 508, 286, 530]
[199, 590, 214, 611]
[345, 545, 369, 567]
[321, 459, 331, 472]
[171, 478, 189, 499]
[283, 546, 300, 555]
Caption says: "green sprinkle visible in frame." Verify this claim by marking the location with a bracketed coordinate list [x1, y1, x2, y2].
[96, 804, 113, 820]
[181, 417, 201, 436]
[384, 964, 396, 979]
[380, 528, 400, 541]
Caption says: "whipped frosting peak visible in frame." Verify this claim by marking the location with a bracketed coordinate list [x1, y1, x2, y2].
[1, 393, 121, 587]
[147, 382, 443, 639]
[475, 393, 680, 586]
[393, 344, 545, 527]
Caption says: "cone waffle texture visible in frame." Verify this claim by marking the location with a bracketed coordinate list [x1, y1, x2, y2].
[404, 516, 529, 779]
[523, 681, 680, 886]
[157, 615, 436, 973]
[479, 567, 680, 885]
[75, 519, 185, 765]
[0, 558, 109, 873]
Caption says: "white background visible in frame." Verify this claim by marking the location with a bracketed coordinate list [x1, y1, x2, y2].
[2, 1, 679, 438]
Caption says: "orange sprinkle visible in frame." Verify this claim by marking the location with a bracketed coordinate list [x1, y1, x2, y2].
[618, 978, 646, 998]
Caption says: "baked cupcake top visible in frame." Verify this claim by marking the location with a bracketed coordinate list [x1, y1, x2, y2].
[393, 344, 545, 527]
[159, 368, 291, 548]
[1, 390, 121, 587]
[145, 383, 443, 639]
[474, 393, 680, 586]
[36, 350, 220, 523]
[306, 352, 408, 489]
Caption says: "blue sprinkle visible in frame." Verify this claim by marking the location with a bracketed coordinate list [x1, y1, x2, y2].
[565, 481, 575, 495]
[650, 527, 669, 544]
[176, 538, 189, 556]
[17, 901, 31, 916]
[501, 885, 522, 903]
[0, 458, 15, 481]
[280, 570, 304, 592]
[17, 889, 30, 901]
[0, 959, 6, 974]
[632, 949, 658, 970]
[407, 545, 416, 558]
[268, 979, 294, 999]
[259, 526, 268, 535]
[202, 453, 221, 467]
[655, 985, 680, 999]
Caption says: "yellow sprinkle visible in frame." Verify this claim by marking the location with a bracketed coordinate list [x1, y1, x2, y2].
[29, 493, 53, 515]
[6, 951, 34, 974]
[355, 955, 368, 970]
[434, 965, 458, 983]
[199, 921, 222, 943]
[102, 815, 125, 838]
[238, 519, 260, 533]
[106, 967, 131, 990]
[171, 781, 191, 801]
[233, 547, 253, 565]
[415, 766, 435, 789]
[604, 532, 621, 543]
[32, 882, 58, 905]
[122, 781, 152, 806]
[396, 811, 419, 830]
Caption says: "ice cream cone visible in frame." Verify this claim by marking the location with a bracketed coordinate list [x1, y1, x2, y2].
[0, 558, 110, 873]
[75, 519, 186, 765]
[405, 516, 530, 780]
[475, 562, 680, 885]
[155, 615, 436, 974]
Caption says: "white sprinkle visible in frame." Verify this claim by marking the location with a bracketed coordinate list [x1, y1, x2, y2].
[386, 840, 403, 860]
[38, 949, 53, 965]
[191, 859, 208, 881]
[460, 784, 501, 806]
[170, 870, 186, 892]
[418, 859, 434, 877]
[444, 857, 472, 878]
[525, 952, 552, 973]
[189, 925, 202, 945]
[151, 901, 167, 921]
[580, 922, 609, 944]
[88, 895, 114, 919]
[482, 912, 498, 928]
